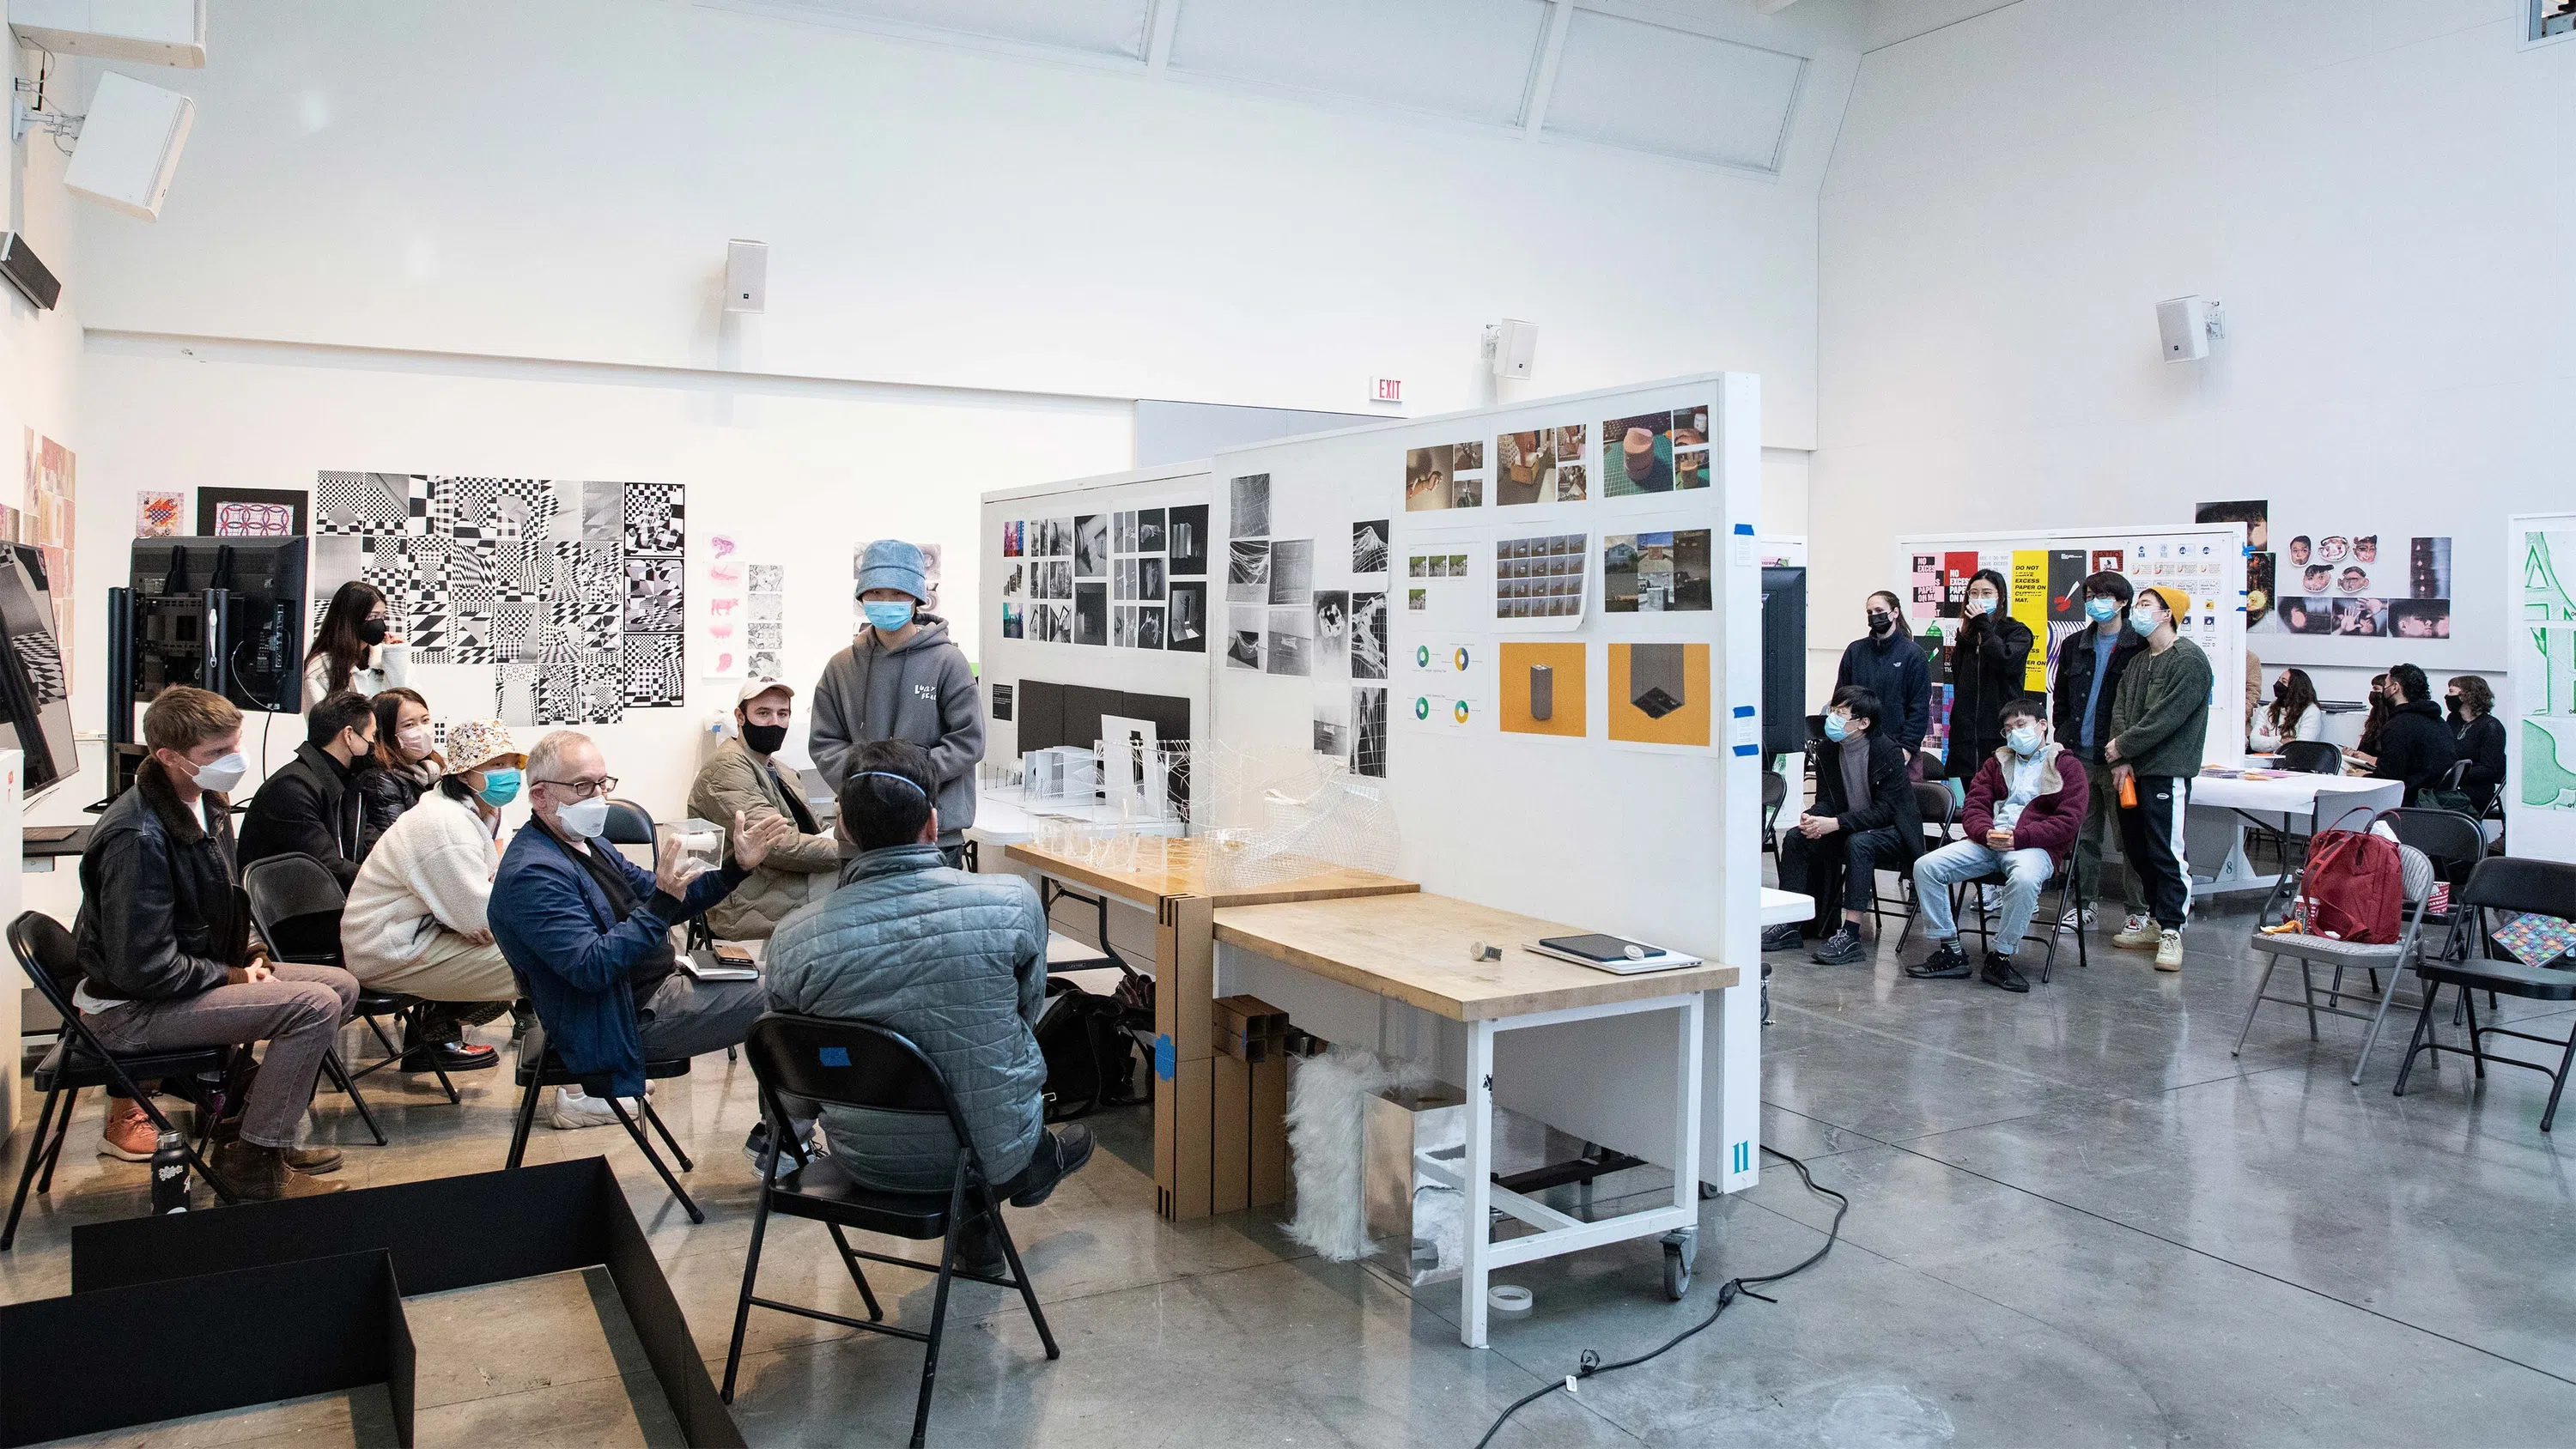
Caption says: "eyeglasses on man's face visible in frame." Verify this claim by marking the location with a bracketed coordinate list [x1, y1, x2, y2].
[536, 775, 618, 798]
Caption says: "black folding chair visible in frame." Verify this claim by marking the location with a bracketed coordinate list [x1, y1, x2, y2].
[1760, 768, 1787, 856]
[2392, 857, 2576, 1131]
[4, 912, 238, 1249]
[1959, 854, 2090, 983]
[1885, 782, 1959, 946]
[721, 1014, 1060, 1446]
[2380, 808, 2488, 967]
[2242, 741, 2344, 876]
[502, 1017, 705, 1222]
[240, 853, 434, 1130]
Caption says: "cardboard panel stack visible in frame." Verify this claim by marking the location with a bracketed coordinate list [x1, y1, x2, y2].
[1211, 996, 1292, 1215]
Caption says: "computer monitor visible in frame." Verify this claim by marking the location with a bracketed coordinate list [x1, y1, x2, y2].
[128, 536, 310, 715]
[1759, 566, 1807, 758]
[0, 544, 77, 792]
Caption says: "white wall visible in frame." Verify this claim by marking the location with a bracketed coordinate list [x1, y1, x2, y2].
[1814, 0, 2575, 705]
[73, 0, 1846, 441]
[3, 37, 83, 516]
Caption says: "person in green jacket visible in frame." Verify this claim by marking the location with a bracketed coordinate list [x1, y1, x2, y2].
[2101, 585, 2213, 973]
[687, 680, 844, 941]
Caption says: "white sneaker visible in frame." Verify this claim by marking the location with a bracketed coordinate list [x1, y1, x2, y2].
[549, 1083, 646, 1131]
[2112, 917, 2160, 950]
[2059, 906, 2099, 931]
[2154, 929, 2184, 972]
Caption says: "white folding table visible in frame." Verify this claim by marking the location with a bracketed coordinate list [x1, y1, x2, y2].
[1210, 892, 1739, 1349]
[2185, 767, 2403, 899]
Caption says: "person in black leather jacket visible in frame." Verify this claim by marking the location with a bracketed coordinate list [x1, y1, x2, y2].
[73, 686, 357, 1199]
[239, 690, 375, 885]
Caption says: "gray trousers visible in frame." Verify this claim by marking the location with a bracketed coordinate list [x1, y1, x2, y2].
[635, 972, 765, 1062]
[2071, 749, 2146, 916]
[84, 961, 359, 1149]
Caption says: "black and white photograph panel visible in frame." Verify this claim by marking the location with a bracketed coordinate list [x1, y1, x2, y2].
[1138, 508, 1166, 553]
[1169, 581, 1208, 652]
[1350, 591, 1388, 680]
[1170, 504, 1210, 575]
[1265, 604, 1312, 677]
[1230, 473, 1273, 537]
[1135, 605, 1165, 650]
[1352, 518, 1389, 575]
[1141, 556, 1166, 601]
[1314, 590, 1350, 676]
[1352, 685, 1387, 778]
[1075, 514, 1108, 578]
[1228, 539, 1271, 603]
[1226, 605, 1262, 670]
[1075, 581, 1108, 645]
[1268, 538, 1315, 606]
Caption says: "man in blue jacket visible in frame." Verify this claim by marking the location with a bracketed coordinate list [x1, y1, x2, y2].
[491, 730, 793, 1131]
[766, 738, 1094, 1273]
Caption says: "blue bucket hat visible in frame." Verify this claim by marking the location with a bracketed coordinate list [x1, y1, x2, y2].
[855, 538, 928, 604]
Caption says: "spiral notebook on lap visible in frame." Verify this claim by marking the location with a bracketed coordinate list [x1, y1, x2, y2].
[1527, 933, 1703, 976]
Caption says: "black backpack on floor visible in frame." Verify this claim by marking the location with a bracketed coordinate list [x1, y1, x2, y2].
[1036, 976, 1148, 1121]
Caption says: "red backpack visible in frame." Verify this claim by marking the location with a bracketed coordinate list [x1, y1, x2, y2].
[2293, 829, 2403, 943]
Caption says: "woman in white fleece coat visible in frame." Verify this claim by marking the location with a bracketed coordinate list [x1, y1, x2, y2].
[339, 720, 526, 1004]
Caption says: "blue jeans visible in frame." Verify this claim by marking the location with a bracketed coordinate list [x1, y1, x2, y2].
[1913, 841, 2054, 955]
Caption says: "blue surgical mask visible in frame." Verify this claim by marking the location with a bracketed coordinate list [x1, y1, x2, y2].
[2129, 605, 2161, 636]
[863, 600, 915, 632]
[475, 767, 522, 807]
[2085, 597, 2119, 623]
[2007, 724, 2044, 757]
[1824, 713, 1852, 743]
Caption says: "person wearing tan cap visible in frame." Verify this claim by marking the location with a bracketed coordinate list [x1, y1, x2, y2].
[338, 718, 528, 1066]
[2101, 584, 2213, 972]
[688, 680, 844, 940]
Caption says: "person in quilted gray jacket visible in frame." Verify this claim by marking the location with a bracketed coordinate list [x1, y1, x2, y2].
[764, 738, 1092, 1264]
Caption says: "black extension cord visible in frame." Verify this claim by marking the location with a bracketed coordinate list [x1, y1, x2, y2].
[1471, 1145, 1851, 1449]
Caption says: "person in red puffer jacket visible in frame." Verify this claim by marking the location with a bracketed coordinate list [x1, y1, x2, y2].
[1904, 697, 2089, 994]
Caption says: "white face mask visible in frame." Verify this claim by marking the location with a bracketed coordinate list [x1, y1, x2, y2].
[189, 751, 249, 795]
[397, 724, 434, 760]
[553, 794, 611, 839]
[2007, 724, 2044, 757]
[1966, 595, 1996, 616]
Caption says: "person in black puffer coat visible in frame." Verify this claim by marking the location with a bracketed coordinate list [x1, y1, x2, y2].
[2369, 664, 2461, 807]
[1944, 569, 2034, 787]
[355, 687, 441, 858]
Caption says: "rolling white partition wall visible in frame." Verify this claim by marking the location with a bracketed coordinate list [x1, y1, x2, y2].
[1200, 373, 1765, 1194]
[2508, 512, 2576, 864]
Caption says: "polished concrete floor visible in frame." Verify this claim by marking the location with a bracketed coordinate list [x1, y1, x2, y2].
[7, 894, 2576, 1446]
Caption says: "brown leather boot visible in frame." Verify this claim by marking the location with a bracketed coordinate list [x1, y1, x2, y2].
[211, 1139, 348, 1201]
[211, 1118, 342, 1173]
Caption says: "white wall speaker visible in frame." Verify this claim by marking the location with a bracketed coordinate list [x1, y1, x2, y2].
[724, 239, 768, 313]
[63, 71, 194, 221]
[9, 0, 206, 67]
[2157, 295, 2221, 362]
[1487, 318, 1538, 379]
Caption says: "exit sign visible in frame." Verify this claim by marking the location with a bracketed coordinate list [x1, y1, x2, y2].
[1371, 377, 1403, 404]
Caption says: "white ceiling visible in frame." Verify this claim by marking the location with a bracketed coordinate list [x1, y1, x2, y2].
[697, 0, 1845, 174]
[1859, 0, 2023, 51]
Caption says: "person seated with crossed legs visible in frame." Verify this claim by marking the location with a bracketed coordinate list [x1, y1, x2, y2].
[764, 739, 1095, 1276]
[1905, 698, 2088, 994]
[1762, 685, 1921, 965]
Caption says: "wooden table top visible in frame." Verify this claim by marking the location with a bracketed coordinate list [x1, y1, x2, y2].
[1002, 837, 1420, 908]
[1212, 893, 1741, 1022]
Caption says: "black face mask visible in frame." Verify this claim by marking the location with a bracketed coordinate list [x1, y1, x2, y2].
[2445, 699, 2463, 722]
[357, 617, 390, 646]
[1866, 610, 1894, 636]
[741, 722, 789, 755]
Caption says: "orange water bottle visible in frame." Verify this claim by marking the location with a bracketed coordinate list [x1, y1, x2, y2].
[2118, 773, 2138, 809]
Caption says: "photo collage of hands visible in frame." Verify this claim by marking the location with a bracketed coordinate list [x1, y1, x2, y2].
[1002, 502, 1211, 652]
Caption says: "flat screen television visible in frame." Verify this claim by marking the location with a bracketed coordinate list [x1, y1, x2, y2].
[1760, 566, 1807, 759]
[128, 537, 309, 714]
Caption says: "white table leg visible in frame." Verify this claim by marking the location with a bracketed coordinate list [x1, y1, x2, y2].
[1461, 1017, 1495, 1349]
[1676, 992, 1704, 1205]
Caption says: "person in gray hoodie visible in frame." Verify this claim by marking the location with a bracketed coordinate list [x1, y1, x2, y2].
[809, 539, 986, 863]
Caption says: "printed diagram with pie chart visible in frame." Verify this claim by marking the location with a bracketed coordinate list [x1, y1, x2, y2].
[1406, 640, 1482, 730]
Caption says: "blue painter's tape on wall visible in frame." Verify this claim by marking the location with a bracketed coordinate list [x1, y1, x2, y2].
[1731, 705, 1756, 718]
[1154, 1034, 1176, 1082]
[1732, 743, 1760, 756]
[1733, 523, 1754, 535]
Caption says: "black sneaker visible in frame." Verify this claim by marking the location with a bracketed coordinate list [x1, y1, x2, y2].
[1008, 1124, 1097, 1208]
[1759, 924, 1805, 953]
[951, 1215, 1012, 1279]
[398, 1040, 499, 1073]
[1905, 939, 1971, 979]
[1980, 952, 2031, 994]
[1811, 926, 1866, 966]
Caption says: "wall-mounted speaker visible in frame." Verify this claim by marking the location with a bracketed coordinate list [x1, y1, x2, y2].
[1486, 318, 1537, 379]
[724, 239, 768, 313]
[63, 70, 195, 221]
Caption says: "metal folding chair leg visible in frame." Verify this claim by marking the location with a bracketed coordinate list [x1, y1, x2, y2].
[825, 1222, 884, 1321]
[2, 1087, 68, 1250]
[320, 1049, 388, 1146]
[30, 1085, 77, 1195]
[641, 1100, 696, 1173]
[504, 1072, 544, 1168]
[909, 1172, 972, 1449]
[605, 1094, 703, 1224]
